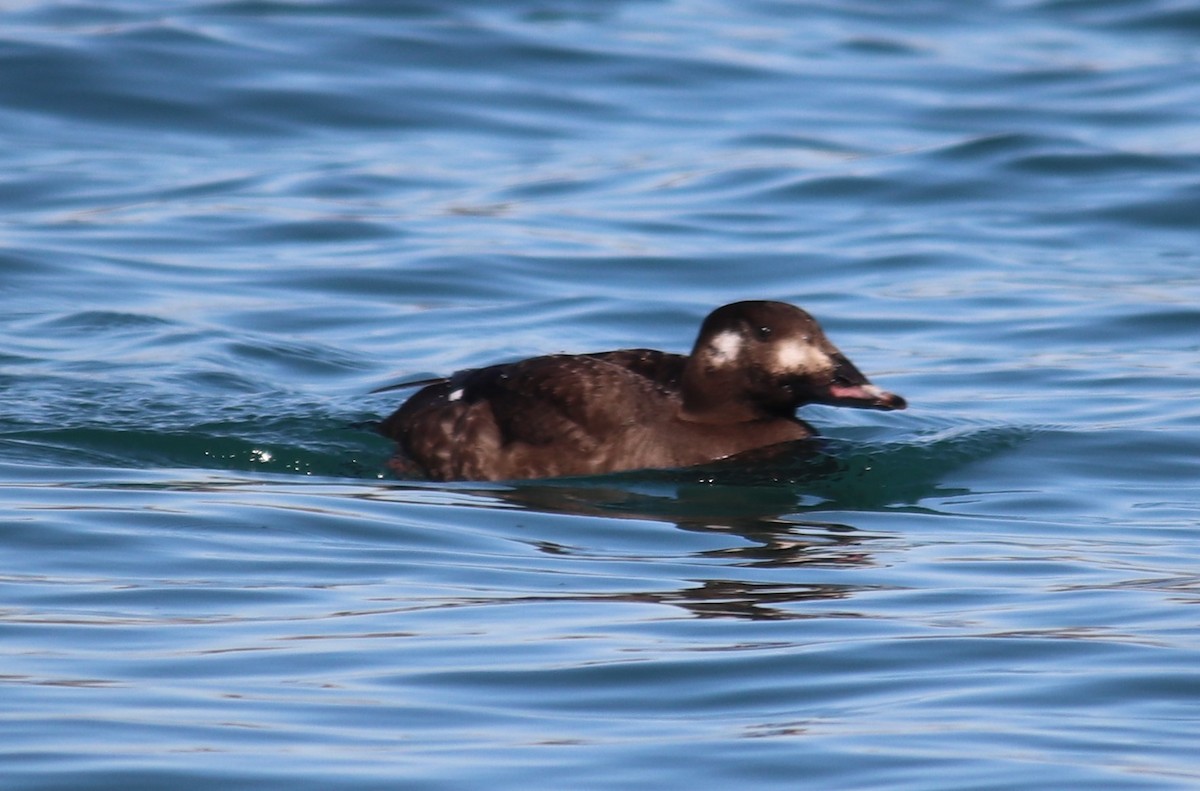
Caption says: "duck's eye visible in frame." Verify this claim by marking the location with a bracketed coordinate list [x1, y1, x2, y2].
[755, 326, 772, 341]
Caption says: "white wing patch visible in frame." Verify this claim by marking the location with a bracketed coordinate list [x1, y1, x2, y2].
[448, 388, 464, 402]
[708, 331, 743, 365]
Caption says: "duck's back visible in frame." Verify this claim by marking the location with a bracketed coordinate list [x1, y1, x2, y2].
[379, 351, 688, 481]
[585, 348, 686, 391]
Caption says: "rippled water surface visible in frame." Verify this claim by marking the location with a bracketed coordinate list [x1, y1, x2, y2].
[3, 1, 1200, 788]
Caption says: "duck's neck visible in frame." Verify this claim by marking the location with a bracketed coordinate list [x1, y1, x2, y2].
[679, 362, 765, 424]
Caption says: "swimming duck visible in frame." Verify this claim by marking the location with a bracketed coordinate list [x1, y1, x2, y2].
[376, 300, 905, 481]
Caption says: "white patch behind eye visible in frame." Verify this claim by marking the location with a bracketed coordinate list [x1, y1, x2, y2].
[775, 339, 826, 371]
[448, 388, 464, 402]
[708, 331, 743, 364]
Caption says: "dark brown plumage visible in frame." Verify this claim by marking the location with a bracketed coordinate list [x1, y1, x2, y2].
[376, 301, 905, 481]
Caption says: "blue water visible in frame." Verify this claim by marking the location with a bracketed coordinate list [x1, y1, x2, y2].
[3, 1, 1200, 788]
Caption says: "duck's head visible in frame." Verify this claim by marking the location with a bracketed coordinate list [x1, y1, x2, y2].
[681, 300, 906, 422]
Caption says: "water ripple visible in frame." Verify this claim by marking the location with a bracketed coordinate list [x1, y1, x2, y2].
[3, 0, 1200, 788]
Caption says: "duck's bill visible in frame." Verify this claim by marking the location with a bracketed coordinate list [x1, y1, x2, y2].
[823, 382, 907, 411]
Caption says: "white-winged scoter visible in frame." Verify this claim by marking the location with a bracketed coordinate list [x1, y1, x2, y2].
[376, 301, 905, 481]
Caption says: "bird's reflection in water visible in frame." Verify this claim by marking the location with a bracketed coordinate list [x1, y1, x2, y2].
[375, 435, 984, 620]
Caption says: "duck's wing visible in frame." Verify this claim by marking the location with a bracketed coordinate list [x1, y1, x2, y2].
[473, 354, 680, 447]
[379, 354, 676, 447]
[377, 351, 689, 480]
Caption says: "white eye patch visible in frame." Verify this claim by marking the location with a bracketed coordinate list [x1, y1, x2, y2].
[708, 330, 743, 364]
